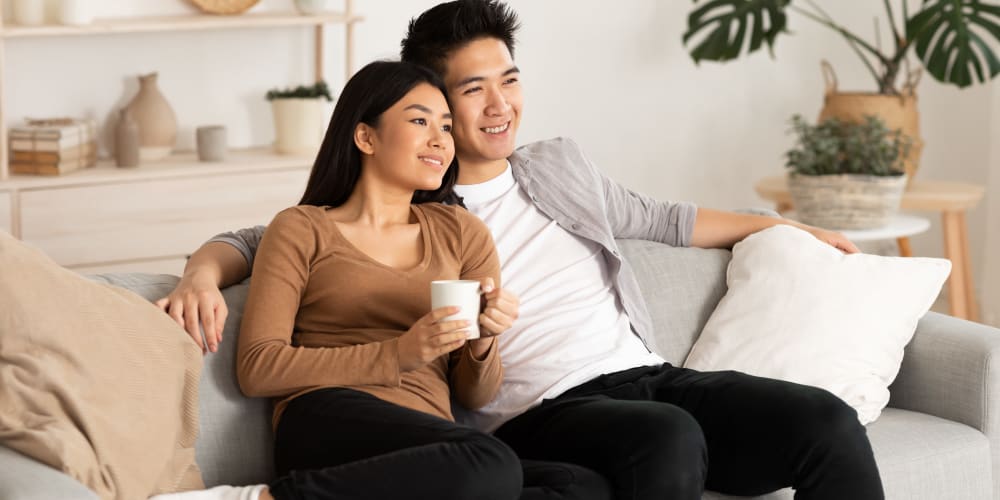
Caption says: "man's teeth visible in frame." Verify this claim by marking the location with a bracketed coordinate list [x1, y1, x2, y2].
[483, 123, 509, 134]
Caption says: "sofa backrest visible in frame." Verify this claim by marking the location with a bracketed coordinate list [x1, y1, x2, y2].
[89, 239, 732, 487]
[617, 240, 731, 365]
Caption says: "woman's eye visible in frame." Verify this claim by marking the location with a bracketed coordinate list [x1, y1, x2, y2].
[442, 124, 452, 132]
[411, 118, 427, 125]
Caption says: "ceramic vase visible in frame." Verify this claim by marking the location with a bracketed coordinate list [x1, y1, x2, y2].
[125, 72, 177, 161]
[115, 108, 140, 168]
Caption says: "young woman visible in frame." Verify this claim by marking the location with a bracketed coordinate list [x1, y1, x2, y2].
[152, 61, 611, 500]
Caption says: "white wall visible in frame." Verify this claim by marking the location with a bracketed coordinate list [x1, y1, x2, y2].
[984, 76, 1000, 327]
[3, 0, 997, 320]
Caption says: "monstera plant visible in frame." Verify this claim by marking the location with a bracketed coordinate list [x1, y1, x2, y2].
[683, 0, 1000, 95]
[683, 0, 1000, 182]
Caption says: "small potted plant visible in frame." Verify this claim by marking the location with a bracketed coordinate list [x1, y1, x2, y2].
[266, 81, 333, 155]
[785, 114, 911, 230]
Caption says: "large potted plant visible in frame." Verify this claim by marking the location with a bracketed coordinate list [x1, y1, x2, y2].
[266, 81, 333, 155]
[785, 113, 911, 230]
[683, 0, 1000, 180]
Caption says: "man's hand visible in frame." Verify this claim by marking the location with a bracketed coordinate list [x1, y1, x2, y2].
[467, 277, 520, 358]
[801, 225, 861, 254]
[154, 273, 228, 354]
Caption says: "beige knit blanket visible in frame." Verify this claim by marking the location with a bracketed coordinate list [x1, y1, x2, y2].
[0, 231, 204, 499]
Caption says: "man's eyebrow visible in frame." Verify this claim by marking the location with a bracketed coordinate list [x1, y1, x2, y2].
[454, 66, 521, 88]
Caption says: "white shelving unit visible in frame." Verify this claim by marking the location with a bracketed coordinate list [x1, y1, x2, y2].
[0, 2, 363, 183]
[0, 2, 363, 274]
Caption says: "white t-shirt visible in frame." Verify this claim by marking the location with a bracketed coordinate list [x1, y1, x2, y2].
[454, 163, 664, 432]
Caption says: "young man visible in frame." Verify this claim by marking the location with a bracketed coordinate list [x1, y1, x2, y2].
[158, 1, 881, 499]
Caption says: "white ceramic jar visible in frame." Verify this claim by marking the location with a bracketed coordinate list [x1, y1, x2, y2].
[12, 0, 45, 26]
[57, 0, 95, 26]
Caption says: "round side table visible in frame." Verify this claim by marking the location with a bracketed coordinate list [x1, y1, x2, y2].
[784, 213, 931, 255]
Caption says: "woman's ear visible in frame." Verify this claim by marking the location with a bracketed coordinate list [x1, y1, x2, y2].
[354, 123, 375, 155]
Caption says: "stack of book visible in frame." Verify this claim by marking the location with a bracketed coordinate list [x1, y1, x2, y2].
[9, 118, 98, 175]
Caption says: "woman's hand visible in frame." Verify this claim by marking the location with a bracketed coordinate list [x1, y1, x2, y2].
[398, 307, 470, 372]
[154, 273, 228, 354]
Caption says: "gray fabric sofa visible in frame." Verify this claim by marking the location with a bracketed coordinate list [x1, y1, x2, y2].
[2, 240, 999, 499]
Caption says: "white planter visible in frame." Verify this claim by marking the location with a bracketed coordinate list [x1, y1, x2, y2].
[294, 0, 335, 15]
[270, 98, 329, 155]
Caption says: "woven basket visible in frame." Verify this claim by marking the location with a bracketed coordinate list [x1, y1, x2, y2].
[788, 173, 907, 230]
[817, 61, 923, 184]
[189, 0, 259, 15]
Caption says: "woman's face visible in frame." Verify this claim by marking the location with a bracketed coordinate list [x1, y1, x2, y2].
[364, 82, 455, 192]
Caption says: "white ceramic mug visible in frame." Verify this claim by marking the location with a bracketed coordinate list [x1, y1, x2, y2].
[430, 280, 483, 339]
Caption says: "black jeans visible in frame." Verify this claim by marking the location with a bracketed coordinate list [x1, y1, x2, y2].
[268, 388, 612, 500]
[494, 364, 884, 500]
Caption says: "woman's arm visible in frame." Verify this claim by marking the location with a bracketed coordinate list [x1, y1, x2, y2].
[236, 209, 403, 397]
[448, 212, 505, 410]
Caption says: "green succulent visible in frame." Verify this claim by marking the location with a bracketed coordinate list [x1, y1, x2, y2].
[265, 81, 333, 101]
[785, 114, 911, 176]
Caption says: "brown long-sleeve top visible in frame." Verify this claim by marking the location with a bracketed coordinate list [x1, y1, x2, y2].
[236, 203, 503, 429]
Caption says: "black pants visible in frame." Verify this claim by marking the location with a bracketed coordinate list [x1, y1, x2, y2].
[268, 388, 612, 500]
[494, 364, 884, 500]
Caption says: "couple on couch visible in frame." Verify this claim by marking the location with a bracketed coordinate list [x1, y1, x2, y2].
[154, 1, 882, 499]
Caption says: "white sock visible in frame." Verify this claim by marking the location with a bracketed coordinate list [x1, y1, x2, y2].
[149, 484, 266, 500]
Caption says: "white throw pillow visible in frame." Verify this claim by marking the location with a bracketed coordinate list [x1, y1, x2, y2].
[683, 225, 951, 424]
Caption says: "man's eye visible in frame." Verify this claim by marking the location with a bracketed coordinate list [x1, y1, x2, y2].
[504, 78, 519, 85]
[463, 87, 482, 95]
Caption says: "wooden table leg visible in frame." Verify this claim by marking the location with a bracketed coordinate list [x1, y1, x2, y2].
[896, 237, 913, 257]
[942, 211, 971, 320]
[957, 212, 980, 322]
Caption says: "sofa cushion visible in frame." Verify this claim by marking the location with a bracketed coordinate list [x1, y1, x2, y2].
[88, 275, 275, 487]
[618, 239, 730, 365]
[0, 233, 203, 498]
[683, 225, 950, 424]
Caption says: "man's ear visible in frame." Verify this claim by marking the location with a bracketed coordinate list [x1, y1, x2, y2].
[355, 123, 375, 155]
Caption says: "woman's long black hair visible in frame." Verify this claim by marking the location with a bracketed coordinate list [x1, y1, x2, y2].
[298, 60, 462, 207]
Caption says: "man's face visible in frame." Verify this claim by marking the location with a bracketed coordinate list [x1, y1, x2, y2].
[442, 37, 523, 168]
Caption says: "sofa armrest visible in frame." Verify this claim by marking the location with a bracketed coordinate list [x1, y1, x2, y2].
[890, 312, 1000, 429]
[889, 311, 1000, 494]
[0, 446, 97, 500]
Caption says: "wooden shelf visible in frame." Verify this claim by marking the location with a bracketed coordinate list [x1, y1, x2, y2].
[1, 11, 363, 38]
[0, 147, 314, 190]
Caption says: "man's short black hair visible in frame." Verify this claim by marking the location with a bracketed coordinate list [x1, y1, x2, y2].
[400, 0, 520, 77]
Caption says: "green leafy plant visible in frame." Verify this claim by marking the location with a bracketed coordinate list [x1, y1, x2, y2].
[683, 0, 1000, 94]
[265, 81, 333, 101]
[785, 114, 912, 176]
